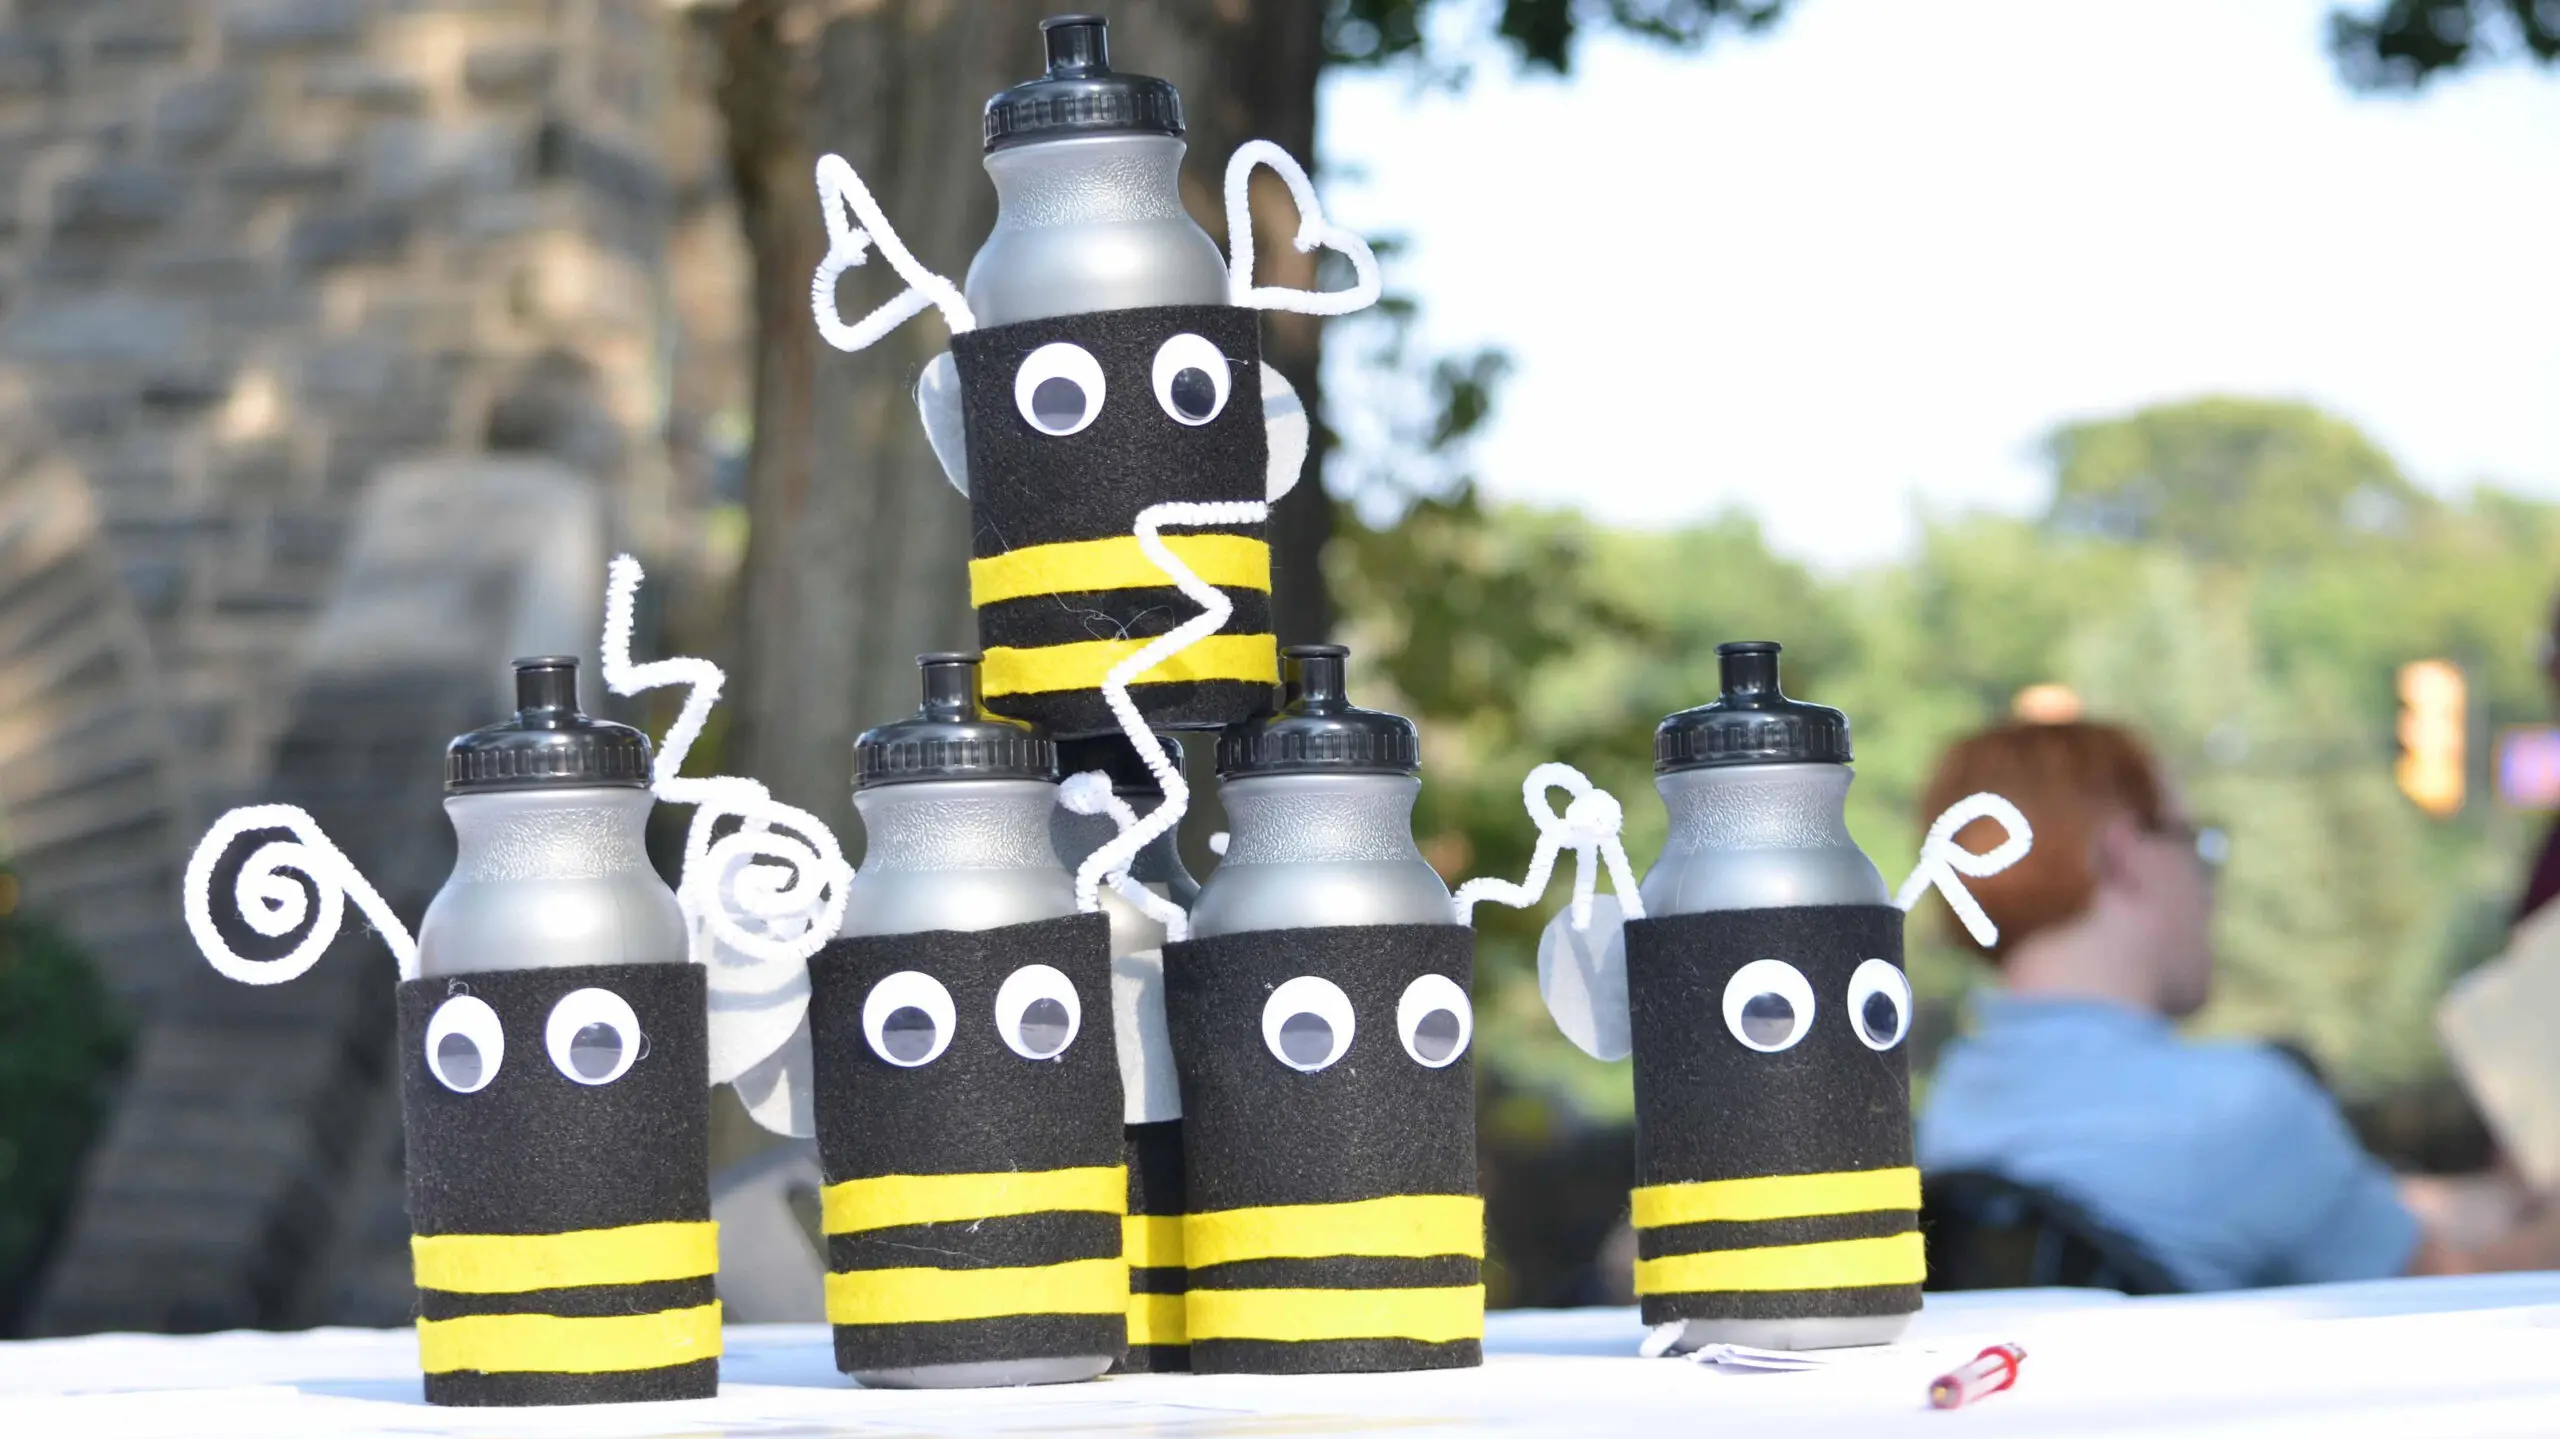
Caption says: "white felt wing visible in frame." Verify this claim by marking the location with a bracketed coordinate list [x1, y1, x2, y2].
[917, 351, 967, 496]
[1262, 361, 1308, 502]
[1113, 947, 1181, 1124]
[727, 1010, 817, 1138]
[1538, 893, 1632, 1061]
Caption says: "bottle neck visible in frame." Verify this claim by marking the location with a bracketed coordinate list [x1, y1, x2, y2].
[1216, 772, 1427, 866]
[1655, 763, 1860, 857]
[444, 787, 657, 883]
[855, 779, 1063, 874]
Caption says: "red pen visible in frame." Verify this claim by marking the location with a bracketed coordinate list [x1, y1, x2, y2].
[1928, 1343, 2026, 1410]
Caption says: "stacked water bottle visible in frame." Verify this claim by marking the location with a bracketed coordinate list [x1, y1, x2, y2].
[177, 12, 2030, 1409]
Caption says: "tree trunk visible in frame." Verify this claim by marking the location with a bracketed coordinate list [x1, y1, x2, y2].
[718, 2, 1336, 845]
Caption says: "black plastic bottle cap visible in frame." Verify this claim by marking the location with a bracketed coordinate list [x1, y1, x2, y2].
[982, 14, 1185, 152]
[1654, 641, 1853, 773]
[1057, 730, 1185, 797]
[1217, 644, 1420, 778]
[857, 652, 1058, 789]
[446, 656, 652, 794]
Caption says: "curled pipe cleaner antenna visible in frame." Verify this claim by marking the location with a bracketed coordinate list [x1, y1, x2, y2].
[1895, 792, 2035, 948]
[184, 804, 418, 984]
[1072, 500, 1270, 939]
[811, 152, 976, 352]
[601, 554, 850, 1084]
[1452, 764, 1647, 928]
[1057, 770, 1189, 938]
[1223, 140, 1382, 317]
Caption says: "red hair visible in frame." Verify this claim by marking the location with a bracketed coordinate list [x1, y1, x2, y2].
[1917, 721, 2166, 957]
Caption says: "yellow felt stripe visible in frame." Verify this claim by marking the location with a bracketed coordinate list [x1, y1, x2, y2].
[825, 1258, 1130, 1326]
[1634, 1232, 1927, 1295]
[970, 534, 1272, 607]
[415, 1303, 722, 1375]
[1630, 1167, 1921, 1229]
[409, 1221, 719, 1295]
[821, 1167, 1125, 1235]
[1128, 1291, 1188, 1348]
[980, 634, 1278, 698]
[1124, 1214, 1185, 1270]
[1185, 1285, 1485, 1344]
[1184, 1195, 1486, 1267]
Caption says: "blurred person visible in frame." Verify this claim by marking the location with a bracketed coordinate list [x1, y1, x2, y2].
[1915, 721, 2560, 1291]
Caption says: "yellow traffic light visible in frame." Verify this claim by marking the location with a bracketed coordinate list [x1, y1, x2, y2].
[2396, 659, 2465, 817]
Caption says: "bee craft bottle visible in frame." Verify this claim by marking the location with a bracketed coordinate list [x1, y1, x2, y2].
[1164, 644, 1483, 1375]
[1624, 641, 1921, 1352]
[1052, 733, 1199, 1372]
[404, 657, 718, 1406]
[807, 653, 1126, 1388]
[948, 14, 1277, 737]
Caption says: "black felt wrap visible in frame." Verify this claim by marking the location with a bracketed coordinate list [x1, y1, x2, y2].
[806, 913, 1126, 1374]
[1623, 905, 1921, 1325]
[951, 304, 1273, 739]
[1118, 1118, 1188, 1374]
[396, 961, 715, 1407]
[1163, 923, 1482, 1375]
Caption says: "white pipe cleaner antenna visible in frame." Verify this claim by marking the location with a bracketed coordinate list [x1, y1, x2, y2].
[1452, 764, 1647, 928]
[811, 152, 976, 352]
[1895, 792, 2035, 948]
[1072, 499, 1271, 942]
[183, 804, 418, 984]
[1057, 770, 1189, 938]
[601, 555, 850, 1028]
[1224, 140, 1383, 317]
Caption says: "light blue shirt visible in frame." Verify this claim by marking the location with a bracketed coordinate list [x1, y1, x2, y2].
[1917, 991, 2419, 1292]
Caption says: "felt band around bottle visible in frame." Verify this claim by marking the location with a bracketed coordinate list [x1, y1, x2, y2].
[952, 304, 1273, 739]
[1622, 905, 1923, 1326]
[1163, 923, 1483, 1375]
[807, 914, 1128, 1374]
[1119, 1119, 1189, 1372]
[397, 962, 717, 1406]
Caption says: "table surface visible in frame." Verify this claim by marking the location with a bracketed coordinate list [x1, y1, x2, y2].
[7, 1274, 2560, 1438]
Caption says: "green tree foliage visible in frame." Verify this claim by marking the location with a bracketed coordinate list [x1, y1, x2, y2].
[1335, 396, 2560, 1116]
[0, 891, 123, 1327]
[1327, 0, 1790, 71]
[2331, 0, 2560, 89]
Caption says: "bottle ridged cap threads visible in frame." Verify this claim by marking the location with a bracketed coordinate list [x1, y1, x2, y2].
[1654, 641, 1853, 773]
[445, 657, 652, 793]
[857, 652, 1058, 789]
[1217, 644, 1420, 778]
[983, 14, 1185, 152]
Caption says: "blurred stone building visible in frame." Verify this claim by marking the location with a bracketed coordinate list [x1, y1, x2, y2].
[0, 0, 747, 1331]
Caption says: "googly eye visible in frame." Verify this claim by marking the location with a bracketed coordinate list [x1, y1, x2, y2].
[863, 970, 955, 1068]
[1847, 958, 1912, 1051]
[1722, 958, 1816, 1053]
[1262, 975, 1356, 1073]
[994, 963, 1082, 1060]
[425, 994, 503, 1094]
[1014, 342, 1105, 436]
[546, 988, 642, 1086]
[1395, 973, 1473, 1068]
[1150, 332, 1231, 426]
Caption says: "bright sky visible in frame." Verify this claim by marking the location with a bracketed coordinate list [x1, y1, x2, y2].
[1318, 0, 2560, 568]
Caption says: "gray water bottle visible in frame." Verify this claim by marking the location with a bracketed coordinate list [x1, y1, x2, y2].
[1052, 732, 1200, 958]
[1190, 645, 1454, 938]
[838, 652, 1075, 944]
[419, 656, 685, 978]
[1640, 640, 1902, 1352]
[964, 13, 1230, 328]
[835, 651, 1106, 1389]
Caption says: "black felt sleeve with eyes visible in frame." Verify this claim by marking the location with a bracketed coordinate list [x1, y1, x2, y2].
[805, 913, 1122, 1183]
[399, 962, 710, 1240]
[951, 304, 1275, 739]
[1162, 924, 1478, 1213]
[1623, 905, 1914, 1188]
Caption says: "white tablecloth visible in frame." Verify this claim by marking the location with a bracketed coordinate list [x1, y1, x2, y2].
[7, 1275, 2560, 1437]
